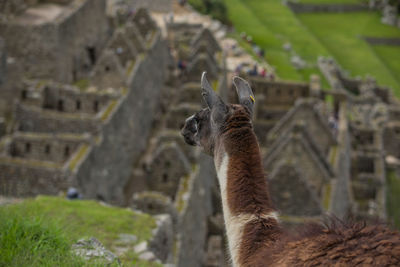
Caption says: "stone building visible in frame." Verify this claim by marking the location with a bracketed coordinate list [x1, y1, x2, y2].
[0, 5, 169, 201]
[318, 56, 400, 219]
[123, 21, 227, 266]
[0, 0, 110, 83]
[0, 7, 229, 265]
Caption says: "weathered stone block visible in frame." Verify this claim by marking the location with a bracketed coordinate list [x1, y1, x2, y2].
[146, 142, 190, 198]
[269, 164, 323, 216]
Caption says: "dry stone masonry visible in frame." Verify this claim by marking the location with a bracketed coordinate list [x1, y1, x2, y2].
[1, 0, 400, 266]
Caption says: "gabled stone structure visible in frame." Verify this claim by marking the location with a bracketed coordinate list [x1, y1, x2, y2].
[132, 8, 157, 41]
[145, 142, 191, 198]
[191, 28, 221, 56]
[90, 50, 125, 89]
[269, 163, 323, 216]
[265, 123, 334, 202]
[188, 40, 216, 63]
[125, 22, 146, 53]
[107, 28, 138, 68]
[186, 53, 219, 82]
[167, 23, 203, 50]
[267, 98, 336, 156]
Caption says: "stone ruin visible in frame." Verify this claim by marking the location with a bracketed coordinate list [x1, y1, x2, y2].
[0, 3, 228, 265]
[1, 1, 400, 266]
[0, 3, 170, 206]
[317, 56, 400, 219]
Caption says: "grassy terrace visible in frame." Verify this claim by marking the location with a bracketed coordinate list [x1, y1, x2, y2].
[0, 196, 159, 267]
[298, 12, 400, 96]
[224, 0, 328, 82]
[298, 0, 365, 3]
[222, 0, 400, 95]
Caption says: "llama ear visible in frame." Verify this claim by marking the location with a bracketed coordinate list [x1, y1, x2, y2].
[233, 76, 255, 115]
[201, 72, 227, 122]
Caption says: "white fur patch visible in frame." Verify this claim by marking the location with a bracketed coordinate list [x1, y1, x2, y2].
[216, 154, 279, 267]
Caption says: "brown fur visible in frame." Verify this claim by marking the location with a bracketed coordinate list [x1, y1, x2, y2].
[181, 79, 400, 267]
[222, 106, 275, 216]
[254, 221, 400, 266]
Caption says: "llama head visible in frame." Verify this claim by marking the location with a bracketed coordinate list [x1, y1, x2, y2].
[181, 72, 255, 155]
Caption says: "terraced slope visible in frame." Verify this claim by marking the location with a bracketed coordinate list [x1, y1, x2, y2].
[223, 0, 400, 95]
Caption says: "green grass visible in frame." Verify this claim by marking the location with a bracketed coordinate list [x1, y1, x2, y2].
[224, 0, 303, 81]
[0, 211, 89, 267]
[222, 0, 400, 95]
[298, 0, 366, 3]
[224, 0, 332, 85]
[73, 79, 90, 91]
[188, 0, 229, 24]
[371, 45, 400, 93]
[387, 171, 400, 230]
[297, 12, 400, 96]
[0, 196, 159, 266]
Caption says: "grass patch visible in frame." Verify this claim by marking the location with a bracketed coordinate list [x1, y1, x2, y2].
[322, 183, 332, 210]
[125, 60, 136, 77]
[297, 12, 400, 94]
[0, 196, 158, 266]
[224, 0, 304, 81]
[73, 79, 90, 91]
[68, 144, 89, 171]
[371, 45, 400, 97]
[0, 157, 62, 169]
[101, 100, 118, 121]
[188, 0, 230, 24]
[298, 0, 366, 3]
[0, 210, 89, 267]
[386, 171, 400, 230]
[224, 0, 332, 84]
[176, 173, 191, 213]
[223, 0, 400, 95]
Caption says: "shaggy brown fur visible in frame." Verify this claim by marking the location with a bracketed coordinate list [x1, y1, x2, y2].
[257, 222, 400, 266]
[181, 74, 400, 267]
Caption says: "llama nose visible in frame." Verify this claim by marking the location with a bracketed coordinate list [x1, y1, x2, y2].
[182, 131, 196, 146]
[180, 128, 186, 137]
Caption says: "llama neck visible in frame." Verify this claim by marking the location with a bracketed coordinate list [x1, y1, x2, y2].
[215, 130, 281, 267]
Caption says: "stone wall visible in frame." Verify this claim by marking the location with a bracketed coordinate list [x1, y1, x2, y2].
[0, 160, 67, 196]
[363, 37, 400, 46]
[267, 99, 336, 156]
[248, 77, 310, 106]
[129, 0, 172, 13]
[41, 85, 119, 115]
[287, 2, 369, 13]
[318, 57, 361, 94]
[175, 154, 216, 267]
[383, 122, 400, 158]
[10, 133, 90, 163]
[330, 102, 353, 218]
[0, 0, 110, 83]
[16, 103, 101, 134]
[74, 36, 170, 204]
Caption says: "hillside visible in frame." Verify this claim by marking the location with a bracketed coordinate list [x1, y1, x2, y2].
[220, 0, 400, 95]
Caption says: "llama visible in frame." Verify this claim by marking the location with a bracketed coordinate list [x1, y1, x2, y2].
[181, 72, 400, 267]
